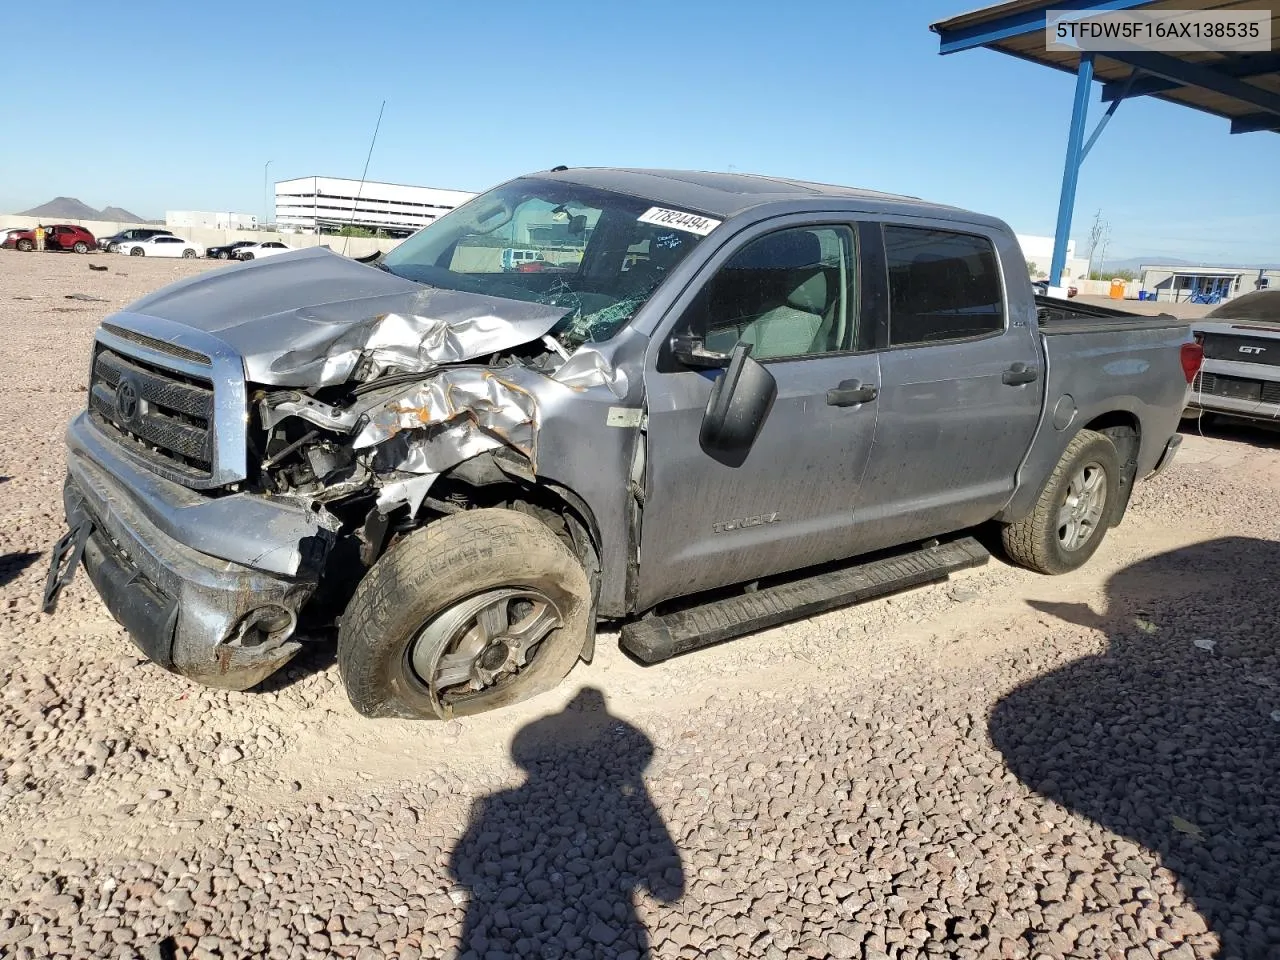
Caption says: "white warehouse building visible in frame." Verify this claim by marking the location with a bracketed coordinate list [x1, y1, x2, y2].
[1015, 234, 1089, 281]
[274, 176, 477, 237]
[166, 210, 259, 230]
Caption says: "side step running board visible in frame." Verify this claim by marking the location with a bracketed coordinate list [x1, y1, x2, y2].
[619, 536, 990, 665]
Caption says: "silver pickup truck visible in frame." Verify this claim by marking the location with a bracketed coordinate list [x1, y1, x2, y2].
[42, 168, 1200, 720]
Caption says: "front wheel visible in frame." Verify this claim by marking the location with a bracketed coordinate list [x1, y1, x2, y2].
[1000, 429, 1120, 575]
[130, 247, 144, 256]
[73, 241, 89, 254]
[182, 249, 196, 258]
[240, 252, 254, 260]
[337, 508, 592, 720]
[16, 239, 33, 252]
[218, 251, 229, 260]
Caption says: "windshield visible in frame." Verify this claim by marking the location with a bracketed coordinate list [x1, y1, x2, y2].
[380, 178, 715, 348]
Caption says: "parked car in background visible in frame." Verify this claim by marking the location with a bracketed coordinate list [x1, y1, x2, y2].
[98, 228, 173, 253]
[234, 241, 294, 260]
[116, 235, 200, 258]
[205, 241, 257, 260]
[42, 167, 1199, 720]
[1032, 279, 1078, 298]
[2, 224, 97, 253]
[1185, 289, 1280, 428]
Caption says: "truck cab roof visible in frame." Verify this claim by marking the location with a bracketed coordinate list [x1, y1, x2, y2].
[530, 167, 1005, 230]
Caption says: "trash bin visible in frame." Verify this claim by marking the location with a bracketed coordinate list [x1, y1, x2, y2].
[1109, 278, 1126, 300]
[1137, 290, 1149, 301]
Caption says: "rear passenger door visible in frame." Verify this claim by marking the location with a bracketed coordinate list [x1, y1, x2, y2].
[854, 222, 1042, 550]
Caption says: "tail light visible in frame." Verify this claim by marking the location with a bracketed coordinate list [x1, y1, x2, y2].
[1180, 341, 1204, 383]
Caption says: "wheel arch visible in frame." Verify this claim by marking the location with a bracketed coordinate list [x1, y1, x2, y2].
[1080, 411, 1141, 526]
[997, 407, 1144, 526]
[378, 451, 604, 662]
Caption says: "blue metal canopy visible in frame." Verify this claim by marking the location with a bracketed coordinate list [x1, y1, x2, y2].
[930, 1, 1280, 285]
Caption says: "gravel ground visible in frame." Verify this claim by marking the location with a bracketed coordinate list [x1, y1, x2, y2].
[1, 248, 1277, 960]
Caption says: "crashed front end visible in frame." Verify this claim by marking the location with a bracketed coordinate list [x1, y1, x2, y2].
[47, 276, 609, 692]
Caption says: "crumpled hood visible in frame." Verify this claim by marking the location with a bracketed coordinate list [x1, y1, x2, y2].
[122, 246, 571, 386]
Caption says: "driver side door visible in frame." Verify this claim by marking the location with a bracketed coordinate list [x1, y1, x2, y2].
[637, 217, 883, 610]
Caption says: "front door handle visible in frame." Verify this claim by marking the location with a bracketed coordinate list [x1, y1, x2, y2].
[1002, 362, 1039, 386]
[826, 379, 878, 406]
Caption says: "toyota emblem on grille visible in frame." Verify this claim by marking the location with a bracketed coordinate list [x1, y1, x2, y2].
[115, 377, 140, 423]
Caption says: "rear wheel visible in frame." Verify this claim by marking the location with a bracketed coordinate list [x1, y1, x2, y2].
[72, 241, 89, 254]
[338, 508, 592, 720]
[16, 239, 33, 252]
[218, 251, 230, 260]
[182, 249, 196, 259]
[1001, 429, 1120, 575]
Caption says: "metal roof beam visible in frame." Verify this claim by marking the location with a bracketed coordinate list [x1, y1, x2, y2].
[1098, 50, 1280, 121]
[932, 0, 1153, 54]
[1231, 113, 1280, 134]
[1101, 52, 1280, 101]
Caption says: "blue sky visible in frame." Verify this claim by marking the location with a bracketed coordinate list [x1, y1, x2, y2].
[2, 1, 1277, 264]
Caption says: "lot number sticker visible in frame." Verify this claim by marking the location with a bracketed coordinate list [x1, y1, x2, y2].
[637, 207, 722, 236]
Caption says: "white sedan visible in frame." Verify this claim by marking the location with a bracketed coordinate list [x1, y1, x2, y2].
[234, 241, 294, 261]
[116, 235, 200, 258]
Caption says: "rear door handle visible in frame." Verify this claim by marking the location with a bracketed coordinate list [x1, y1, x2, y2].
[1002, 362, 1038, 386]
[826, 379, 878, 406]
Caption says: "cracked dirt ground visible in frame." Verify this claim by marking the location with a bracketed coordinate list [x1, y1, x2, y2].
[1, 249, 1277, 959]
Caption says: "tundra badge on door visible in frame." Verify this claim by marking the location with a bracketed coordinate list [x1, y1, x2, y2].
[713, 513, 779, 533]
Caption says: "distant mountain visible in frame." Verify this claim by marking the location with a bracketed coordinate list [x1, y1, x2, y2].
[16, 197, 150, 223]
[20, 196, 103, 219]
[98, 205, 146, 223]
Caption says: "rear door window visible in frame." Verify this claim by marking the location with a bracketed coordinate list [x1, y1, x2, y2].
[884, 226, 1004, 346]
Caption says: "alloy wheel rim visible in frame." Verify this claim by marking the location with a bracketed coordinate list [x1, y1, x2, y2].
[1057, 461, 1107, 551]
[409, 588, 562, 711]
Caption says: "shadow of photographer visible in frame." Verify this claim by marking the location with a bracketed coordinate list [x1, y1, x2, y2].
[991, 537, 1280, 958]
[447, 687, 684, 959]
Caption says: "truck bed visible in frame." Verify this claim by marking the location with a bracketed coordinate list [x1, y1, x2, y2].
[1034, 295, 1188, 336]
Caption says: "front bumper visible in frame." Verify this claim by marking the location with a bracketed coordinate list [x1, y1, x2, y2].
[56, 412, 337, 691]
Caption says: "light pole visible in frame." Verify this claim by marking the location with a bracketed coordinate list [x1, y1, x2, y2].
[263, 160, 274, 230]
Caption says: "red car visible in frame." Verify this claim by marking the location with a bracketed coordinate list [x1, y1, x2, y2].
[1, 223, 97, 253]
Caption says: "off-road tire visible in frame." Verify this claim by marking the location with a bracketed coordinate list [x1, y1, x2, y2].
[337, 508, 592, 720]
[1001, 429, 1121, 575]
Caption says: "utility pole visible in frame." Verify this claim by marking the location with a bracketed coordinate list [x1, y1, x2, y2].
[263, 160, 274, 231]
[1085, 209, 1105, 280]
[1096, 223, 1112, 277]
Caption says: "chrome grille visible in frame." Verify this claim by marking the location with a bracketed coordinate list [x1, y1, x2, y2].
[100, 322, 211, 365]
[89, 346, 215, 480]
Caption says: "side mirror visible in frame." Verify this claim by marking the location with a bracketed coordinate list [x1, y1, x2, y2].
[670, 333, 731, 369]
[699, 342, 777, 467]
